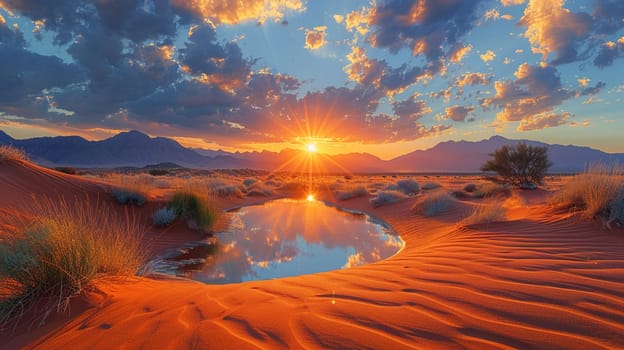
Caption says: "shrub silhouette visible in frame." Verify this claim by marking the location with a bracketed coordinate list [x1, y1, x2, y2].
[481, 143, 551, 187]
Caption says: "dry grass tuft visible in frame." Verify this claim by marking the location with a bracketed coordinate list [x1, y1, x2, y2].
[0, 197, 145, 328]
[0, 145, 28, 163]
[461, 201, 507, 226]
[370, 190, 406, 207]
[550, 163, 624, 224]
[336, 184, 369, 201]
[413, 190, 457, 217]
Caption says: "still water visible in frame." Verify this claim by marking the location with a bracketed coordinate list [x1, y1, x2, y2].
[153, 198, 404, 284]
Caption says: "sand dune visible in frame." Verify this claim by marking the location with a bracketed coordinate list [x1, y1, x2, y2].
[1, 160, 623, 349]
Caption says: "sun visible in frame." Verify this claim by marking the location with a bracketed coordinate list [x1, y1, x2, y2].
[306, 143, 317, 153]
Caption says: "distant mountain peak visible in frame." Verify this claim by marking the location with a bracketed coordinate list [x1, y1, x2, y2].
[112, 130, 150, 139]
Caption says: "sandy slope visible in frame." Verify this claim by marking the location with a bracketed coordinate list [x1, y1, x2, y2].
[1, 160, 623, 349]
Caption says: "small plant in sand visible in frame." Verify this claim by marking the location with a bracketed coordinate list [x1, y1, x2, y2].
[208, 179, 246, 198]
[152, 207, 178, 227]
[370, 190, 406, 207]
[336, 184, 369, 201]
[385, 179, 420, 195]
[110, 175, 150, 206]
[461, 201, 507, 226]
[0, 198, 144, 328]
[414, 190, 457, 217]
[472, 183, 510, 199]
[550, 163, 624, 227]
[0, 145, 28, 163]
[168, 189, 220, 230]
[421, 182, 441, 190]
[481, 143, 551, 187]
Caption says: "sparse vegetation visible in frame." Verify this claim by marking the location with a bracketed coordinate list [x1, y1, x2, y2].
[152, 207, 177, 227]
[422, 182, 441, 190]
[415, 190, 457, 217]
[481, 143, 551, 187]
[148, 169, 169, 176]
[54, 166, 77, 175]
[463, 183, 477, 192]
[336, 185, 369, 201]
[550, 164, 624, 227]
[473, 183, 510, 198]
[386, 179, 420, 195]
[0, 145, 28, 163]
[461, 201, 507, 226]
[168, 190, 220, 230]
[0, 198, 144, 327]
[110, 176, 150, 206]
[208, 179, 246, 198]
[370, 190, 406, 207]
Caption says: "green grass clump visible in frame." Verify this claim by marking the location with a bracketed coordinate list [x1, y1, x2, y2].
[168, 190, 220, 230]
[0, 198, 144, 327]
[0, 145, 28, 163]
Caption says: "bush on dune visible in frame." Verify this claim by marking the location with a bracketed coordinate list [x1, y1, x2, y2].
[0, 145, 28, 163]
[385, 179, 420, 195]
[110, 176, 150, 206]
[414, 190, 457, 217]
[152, 207, 177, 227]
[370, 190, 406, 207]
[461, 201, 507, 226]
[0, 198, 144, 327]
[550, 164, 624, 227]
[336, 185, 369, 201]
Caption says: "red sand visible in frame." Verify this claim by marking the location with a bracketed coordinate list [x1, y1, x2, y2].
[1, 160, 623, 349]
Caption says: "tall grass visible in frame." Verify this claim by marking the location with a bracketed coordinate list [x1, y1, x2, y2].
[550, 163, 624, 223]
[168, 186, 220, 231]
[0, 197, 144, 328]
[370, 190, 406, 207]
[110, 175, 150, 205]
[336, 184, 369, 201]
[0, 145, 28, 163]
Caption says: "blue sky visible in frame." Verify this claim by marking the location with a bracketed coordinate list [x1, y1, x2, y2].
[0, 0, 622, 159]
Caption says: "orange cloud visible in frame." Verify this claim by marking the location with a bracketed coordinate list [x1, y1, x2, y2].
[304, 26, 327, 50]
[344, 6, 371, 35]
[517, 112, 571, 131]
[455, 72, 490, 87]
[480, 50, 496, 62]
[333, 14, 344, 24]
[518, 0, 591, 65]
[170, 0, 304, 25]
[501, 0, 525, 5]
[449, 45, 472, 63]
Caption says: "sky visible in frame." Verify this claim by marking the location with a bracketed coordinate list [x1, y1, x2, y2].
[0, 0, 623, 159]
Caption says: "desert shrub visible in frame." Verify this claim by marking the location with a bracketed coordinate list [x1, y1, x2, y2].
[461, 202, 507, 226]
[264, 180, 279, 187]
[0, 145, 28, 162]
[54, 166, 77, 175]
[422, 182, 441, 190]
[112, 188, 147, 206]
[415, 190, 457, 217]
[246, 182, 274, 197]
[463, 183, 477, 192]
[148, 169, 169, 176]
[473, 183, 510, 198]
[0, 198, 144, 327]
[336, 185, 369, 201]
[152, 207, 177, 227]
[608, 188, 624, 226]
[550, 164, 624, 222]
[481, 143, 551, 187]
[385, 179, 420, 195]
[370, 190, 406, 207]
[168, 190, 219, 230]
[243, 178, 257, 187]
[208, 180, 245, 198]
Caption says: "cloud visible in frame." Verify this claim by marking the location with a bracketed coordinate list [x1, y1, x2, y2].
[333, 14, 344, 24]
[455, 72, 491, 86]
[480, 50, 496, 62]
[482, 63, 574, 126]
[518, 0, 592, 65]
[444, 105, 474, 122]
[517, 112, 571, 131]
[594, 39, 624, 67]
[304, 26, 327, 50]
[449, 44, 471, 63]
[579, 81, 606, 96]
[569, 119, 590, 127]
[392, 94, 431, 120]
[367, 0, 486, 63]
[170, 0, 305, 25]
[501, 0, 525, 5]
[484, 9, 500, 21]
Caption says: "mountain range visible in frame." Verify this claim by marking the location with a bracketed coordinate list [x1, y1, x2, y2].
[1, 130, 623, 173]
